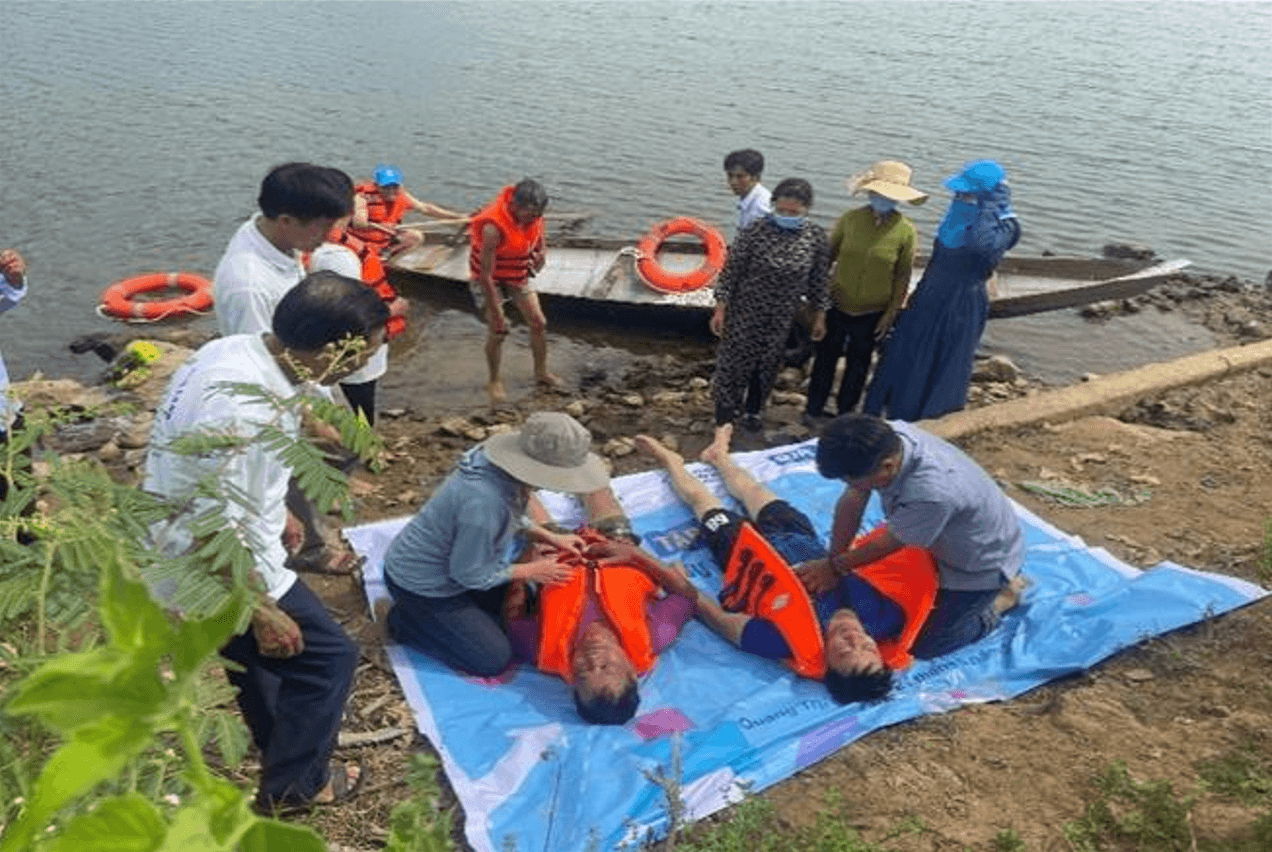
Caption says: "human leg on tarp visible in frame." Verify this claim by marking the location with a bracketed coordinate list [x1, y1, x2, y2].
[383, 571, 513, 677]
[908, 584, 1003, 660]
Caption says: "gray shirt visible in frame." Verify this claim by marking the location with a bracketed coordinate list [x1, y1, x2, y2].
[879, 420, 1024, 591]
[383, 447, 529, 598]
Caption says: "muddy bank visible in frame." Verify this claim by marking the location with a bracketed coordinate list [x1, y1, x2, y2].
[18, 270, 1272, 849]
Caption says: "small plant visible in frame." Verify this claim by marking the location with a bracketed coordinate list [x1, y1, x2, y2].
[1063, 762, 1195, 851]
[993, 827, 1025, 851]
[0, 383, 382, 850]
[384, 752, 455, 852]
[1197, 743, 1272, 807]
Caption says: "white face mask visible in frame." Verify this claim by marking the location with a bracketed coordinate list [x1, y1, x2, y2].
[770, 212, 806, 230]
[869, 195, 898, 215]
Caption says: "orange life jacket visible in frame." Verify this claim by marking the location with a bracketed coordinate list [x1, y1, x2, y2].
[535, 531, 659, 682]
[720, 523, 827, 679]
[467, 185, 546, 289]
[310, 225, 406, 339]
[348, 182, 410, 249]
[847, 527, 940, 671]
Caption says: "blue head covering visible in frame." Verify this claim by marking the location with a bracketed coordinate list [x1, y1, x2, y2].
[373, 164, 403, 187]
[936, 160, 1013, 249]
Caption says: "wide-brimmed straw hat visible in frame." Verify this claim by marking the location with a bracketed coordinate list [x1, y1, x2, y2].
[482, 412, 609, 494]
[846, 161, 929, 205]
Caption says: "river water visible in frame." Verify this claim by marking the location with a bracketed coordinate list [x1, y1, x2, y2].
[2, 1, 1269, 393]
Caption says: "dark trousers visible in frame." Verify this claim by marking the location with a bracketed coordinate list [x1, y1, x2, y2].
[221, 579, 358, 808]
[805, 309, 883, 417]
[910, 585, 1003, 660]
[384, 571, 512, 677]
[339, 379, 377, 426]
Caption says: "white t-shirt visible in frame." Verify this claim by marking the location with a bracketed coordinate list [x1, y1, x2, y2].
[737, 183, 772, 232]
[144, 334, 300, 600]
[308, 242, 388, 384]
[213, 216, 304, 337]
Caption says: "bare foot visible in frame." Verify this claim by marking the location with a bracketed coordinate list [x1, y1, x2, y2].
[535, 372, 563, 389]
[992, 574, 1030, 615]
[634, 434, 683, 467]
[487, 380, 507, 404]
[699, 423, 734, 466]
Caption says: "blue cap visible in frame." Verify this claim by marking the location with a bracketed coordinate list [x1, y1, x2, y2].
[374, 164, 403, 187]
[944, 160, 1006, 194]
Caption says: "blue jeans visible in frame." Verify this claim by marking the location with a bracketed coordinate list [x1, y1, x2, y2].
[384, 571, 512, 677]
[909, 585, 1003, 660]
[221, 579, 358, 809]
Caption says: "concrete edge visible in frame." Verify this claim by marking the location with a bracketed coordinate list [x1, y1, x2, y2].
[923, 338, 1272, 440]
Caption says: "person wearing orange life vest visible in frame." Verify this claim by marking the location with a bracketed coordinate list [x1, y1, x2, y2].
[467, 179, 558, 404]
[634, 423, 946, 704]
[504, 518, 696, 725]
[348, 165, 464, 260]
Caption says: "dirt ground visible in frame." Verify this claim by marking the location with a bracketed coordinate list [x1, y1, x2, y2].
[44, 272, 1272, 849]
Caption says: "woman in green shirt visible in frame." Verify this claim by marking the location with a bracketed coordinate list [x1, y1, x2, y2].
[804, 161, 928, 422]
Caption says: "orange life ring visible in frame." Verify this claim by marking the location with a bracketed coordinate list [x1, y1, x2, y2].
[99, 272, 214, 321]
[635, 217, 727, 294]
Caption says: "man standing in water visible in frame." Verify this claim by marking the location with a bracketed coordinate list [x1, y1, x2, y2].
[468, 179, 558, 403]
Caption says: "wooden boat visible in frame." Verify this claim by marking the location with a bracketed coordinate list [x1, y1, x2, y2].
[388, 230, 1190, 334]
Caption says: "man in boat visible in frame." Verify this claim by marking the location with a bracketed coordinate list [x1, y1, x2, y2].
[347, 164, 464, 261]
[502, 485, 697, 725]
[468, 178, 558, 403]
[632, 424, 953, 703]
[145, 272, 390, 812]
[724, 148, 771, 233]
[804, 414, 1027, 661]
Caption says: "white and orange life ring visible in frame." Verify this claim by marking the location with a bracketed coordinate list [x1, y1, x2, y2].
[635, 217, 727, 294]
[99, 272, 214, 321]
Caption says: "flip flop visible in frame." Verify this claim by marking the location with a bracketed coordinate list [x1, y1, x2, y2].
[313, 760, 365, 807]
[286, 544, 365, 575]
[256, 761, 366, 817]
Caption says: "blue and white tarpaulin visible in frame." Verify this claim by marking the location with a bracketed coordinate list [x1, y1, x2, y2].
[348, 439, 1265, 852]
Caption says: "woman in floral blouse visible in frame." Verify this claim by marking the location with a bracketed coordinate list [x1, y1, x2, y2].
[710, 178, 831, 431]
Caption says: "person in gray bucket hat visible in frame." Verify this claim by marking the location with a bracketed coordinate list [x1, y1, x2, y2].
[380, 412, 610, 677]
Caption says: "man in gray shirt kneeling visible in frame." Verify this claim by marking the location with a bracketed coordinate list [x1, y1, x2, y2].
[801, 414, 1026, 659]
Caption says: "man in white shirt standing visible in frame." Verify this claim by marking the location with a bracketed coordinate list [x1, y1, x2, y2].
[146, 271, 390, 813]
[214, 163, 358, 573]
[724, 148, 772, 234]
[213, 163, 354, 338]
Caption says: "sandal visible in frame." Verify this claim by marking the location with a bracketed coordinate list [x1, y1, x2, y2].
[286, 543, 365, 575]
[314, 760, 365, 807]
[256, 760, 365, 817]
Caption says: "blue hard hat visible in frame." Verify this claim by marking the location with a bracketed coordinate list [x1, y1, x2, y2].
[374, 164, 403, 187]
[944, 160, 1006, 194]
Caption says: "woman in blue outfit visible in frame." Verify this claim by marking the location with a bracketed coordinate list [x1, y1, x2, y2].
[863, 160, 1020, 421]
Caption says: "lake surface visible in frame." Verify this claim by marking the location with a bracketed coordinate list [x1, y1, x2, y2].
[2, 0, 1269, 387]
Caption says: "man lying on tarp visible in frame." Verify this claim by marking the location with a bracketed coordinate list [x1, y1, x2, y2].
[612, 420, 1024, 703]
[504, 486, 697, 724]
